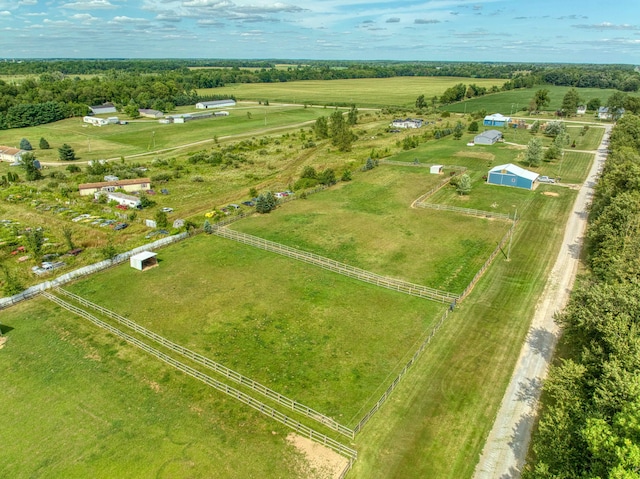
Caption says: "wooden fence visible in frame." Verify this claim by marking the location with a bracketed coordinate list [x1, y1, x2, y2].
[43, 291, 358, 461]
[211, 227, 459, 304]
[352, 307, 451, 435]
[54, 287, 354, 439]
[414, 202, 513, 221]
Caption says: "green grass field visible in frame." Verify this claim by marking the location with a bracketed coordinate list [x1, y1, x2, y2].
[198, 77, 504, 108]
[0, 105, 325, 163]
[0, 75, 602, 479]
[66, 233, 445, 422]
[233, 165, 511, 293]
[0, 299, 316, 479]
[441, 86, 627, 115]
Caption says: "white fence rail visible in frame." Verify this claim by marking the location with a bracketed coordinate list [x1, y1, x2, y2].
[54, 287, 354, 439]
[211, 227, 459, 304]
[43, 292, 358, 461]
[415, 202, 513, 221]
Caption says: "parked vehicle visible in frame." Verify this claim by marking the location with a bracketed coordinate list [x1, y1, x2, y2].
[538, 176, 556, 184]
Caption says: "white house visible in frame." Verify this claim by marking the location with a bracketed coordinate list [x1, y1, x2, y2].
[0, 146, 25, 163]
[391, 118, 423, 129]
[576, 105, 587, 115]
[79, 177, 151, 196]
[598, 107, 624, 120]
[195, 99, 236, 109]
[83, 116, 109, 127]
[94, 191, 141, 209]
[139, 109, 164, 119]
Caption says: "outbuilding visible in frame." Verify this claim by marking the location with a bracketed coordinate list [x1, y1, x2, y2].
[483, 113, 511, 127]
[430, 164, 443, 174]
[89, 102, 117, 115]
[487, 163, 539, 190]
[195, 99, 236, 109]
[130, 251, 158, 271]
[474, 130, 502, 145]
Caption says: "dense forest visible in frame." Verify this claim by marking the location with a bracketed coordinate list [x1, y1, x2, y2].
[524, 114, 640, 477]
[0, 60, 638, 130]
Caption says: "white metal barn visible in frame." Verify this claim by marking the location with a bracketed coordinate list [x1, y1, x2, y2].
[430, 164, 443, 174]
[130, 251, 158, 271]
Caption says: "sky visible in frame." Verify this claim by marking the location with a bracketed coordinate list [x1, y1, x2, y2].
[1, 0, 639, 63]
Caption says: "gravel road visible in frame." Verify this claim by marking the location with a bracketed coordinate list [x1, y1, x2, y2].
[472, 124, 612, 479]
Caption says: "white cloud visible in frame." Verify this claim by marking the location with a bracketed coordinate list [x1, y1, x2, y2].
[61, 0, 116, 10]
[110, 16, 150, 23]
[573, 22, 639, 31]
[71, 13, 98, 22]
[0, 10, 11, 16]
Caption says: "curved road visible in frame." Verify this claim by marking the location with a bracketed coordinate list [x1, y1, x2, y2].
[473, 124, 612, 479]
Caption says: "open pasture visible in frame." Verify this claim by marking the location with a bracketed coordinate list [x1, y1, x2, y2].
[67, 233, 445, 422]
[198, 77, 504, 108]
[233, 165, 510, 293]
[0, 298, 316, 479]
[0, 105, 324, 163]
[441, 86, 624, 115]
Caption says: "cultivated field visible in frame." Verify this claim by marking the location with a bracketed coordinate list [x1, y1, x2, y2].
[198, 77, 505, 108]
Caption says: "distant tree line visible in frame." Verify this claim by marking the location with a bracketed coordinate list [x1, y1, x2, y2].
[524, 114, 640, 478]
[0, 60, 638, 130]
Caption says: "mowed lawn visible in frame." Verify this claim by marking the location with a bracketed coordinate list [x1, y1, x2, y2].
[67, 233, 445, 422]
[0, 299, 314, 479]
[199, 77, 505, 108]
[441, 86, 628, 115]
[233, 165, 511, 293]
[0, 105, 324, 163]
[350, 184, 579, 479]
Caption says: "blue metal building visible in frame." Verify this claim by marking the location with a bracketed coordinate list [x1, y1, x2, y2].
[483, 113, 511, 127]
[487, 163, 539, 190]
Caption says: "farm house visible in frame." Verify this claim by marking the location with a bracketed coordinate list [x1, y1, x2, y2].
[487, 164, 539, 190]
[474, 130, 502, 145]
[483, 113, 511, 127]
[79, 178, 151, 196]
[130, 251, 158, 271]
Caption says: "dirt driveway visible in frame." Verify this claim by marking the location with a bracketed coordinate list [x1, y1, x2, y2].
[472, 125, 612, 479]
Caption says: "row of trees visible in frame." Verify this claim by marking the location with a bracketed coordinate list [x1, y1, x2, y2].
[524, 114, 640, 478]
[313, 107, 358, 151]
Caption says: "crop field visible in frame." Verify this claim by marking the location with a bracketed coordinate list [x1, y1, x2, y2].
[198, 77, 505, 108]
[66, 233, 446, 422]
[441, 86, 626, 115]
[232, 165, 511, 293]
[0, 298, 321, 479]
[0, 104, 325, 163]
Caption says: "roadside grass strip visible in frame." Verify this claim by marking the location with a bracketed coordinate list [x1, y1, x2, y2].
[53, 287, 355, 439]
[211, 225, 460, 304]
[42, 291, 358, 462]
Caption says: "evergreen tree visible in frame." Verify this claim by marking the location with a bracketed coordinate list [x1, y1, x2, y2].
[20, 138, 32, 150]
[19, 152, 42, 181]
[415, 94, 427, 109]
[39, 137, 50, 149]
[314, 116, 329, 139]
[58, 143, 76, 161]
[456, 174, 472, 195]
[347, 104, 358, 125]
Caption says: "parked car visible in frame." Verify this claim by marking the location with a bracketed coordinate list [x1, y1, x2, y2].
[161, 207, 173, 213]
[113, 222, 129, 231]
[538, 176, 556, 184]
[241, 201, 255, 207]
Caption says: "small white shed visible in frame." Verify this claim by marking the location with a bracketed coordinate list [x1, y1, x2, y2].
[130, 251, 158, 271]
[430, 164, 443, 174]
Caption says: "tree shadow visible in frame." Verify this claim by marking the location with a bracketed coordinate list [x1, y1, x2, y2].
[507, 412, 535, 473]
[526, 327, 556, 361]
[515, 377, 543, 406]
[0, 324, 14, 335]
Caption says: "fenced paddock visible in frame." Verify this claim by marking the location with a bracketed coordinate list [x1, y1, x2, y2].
[43, 291, 358, 462]
[54, 287, 355, 439]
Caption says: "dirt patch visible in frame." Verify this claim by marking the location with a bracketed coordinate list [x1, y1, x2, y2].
[0, 336, 7, 349]
[542, 192, 559, 197]
[455, 151, 495, 161]
[287, 433, 349, 479]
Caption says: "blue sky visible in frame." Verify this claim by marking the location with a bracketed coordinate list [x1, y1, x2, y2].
[1, 0, 639, 63]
